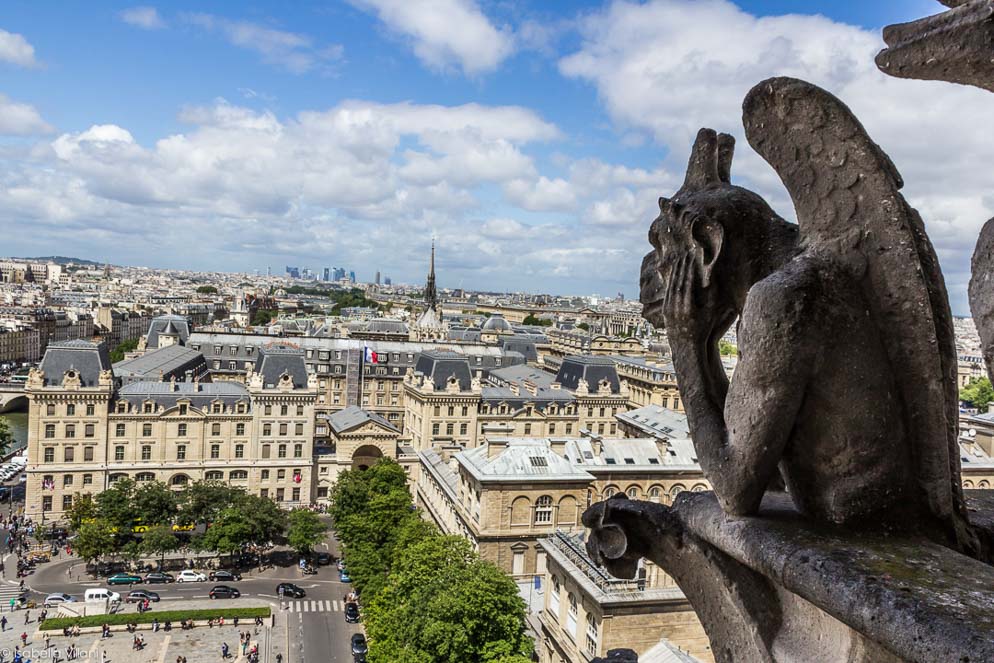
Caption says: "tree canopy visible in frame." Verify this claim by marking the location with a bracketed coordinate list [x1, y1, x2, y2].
[195, 285, 218, 294]
[522, 314, 552, 327]
[287, 509, 327, 555]
[961, 376, 994, 410]
[330, 459, 532, 662]
[718, 339, 737, 356]
[109, 338, 140, 363]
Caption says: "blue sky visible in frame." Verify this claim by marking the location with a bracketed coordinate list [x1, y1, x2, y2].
[1, 0, 989, 312]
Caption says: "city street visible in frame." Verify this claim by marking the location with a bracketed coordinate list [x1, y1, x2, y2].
[11, 523, 362, 663]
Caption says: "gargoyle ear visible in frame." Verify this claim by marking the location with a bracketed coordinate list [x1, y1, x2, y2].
[682, 128, 720, 191]
[717, 133, 735, 184]
[691, 217, 724, 288]
[658, 196, 670, 212]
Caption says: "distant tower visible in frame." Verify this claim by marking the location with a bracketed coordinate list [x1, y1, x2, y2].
[103, 261, 111, 279]
[424, 240, 438, 310]
[375, 271, 381, 286]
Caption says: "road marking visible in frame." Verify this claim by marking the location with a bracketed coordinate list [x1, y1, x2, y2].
[156, 635, 171, 663]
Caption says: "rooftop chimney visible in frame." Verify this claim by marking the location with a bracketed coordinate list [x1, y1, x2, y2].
[488, 438, 510, 459]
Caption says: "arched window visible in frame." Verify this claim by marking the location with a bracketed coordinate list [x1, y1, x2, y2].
[585, 613, 599, 656]
[603, 485, 618, 498]
[567, 593, 579, 637]
[647, 485, 662, 503]
[669, 484, 686, 501]
[205, 471, 223, 481]
[170, 474, 189, 487]
[626, 485, 640, 499]
[980, 480, 991, 489]
[135, 472, 155, 483]
[964, 480, 975, 489]
[534, 495, 553, 524]
[109, 473, 128, 483]
[230, 470, 248, 480]
[692, 483, 708, 492]
[510, 497, 531, 526]
[557, 496, 577, 526]
[549, 576, 561, 617]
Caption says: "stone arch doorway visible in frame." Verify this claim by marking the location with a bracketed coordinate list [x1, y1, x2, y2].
[352, 444, 384, 471]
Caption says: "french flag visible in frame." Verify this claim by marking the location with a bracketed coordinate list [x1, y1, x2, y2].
[364, 345, 378, 364]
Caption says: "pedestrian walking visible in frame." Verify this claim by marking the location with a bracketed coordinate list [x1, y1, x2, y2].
[23, 610, 28, 625]
[2, 614, 8, 631]
[19, 631, 26, 646]
[44, 633, 50, 650]
[220, 643, 229, 660]
[276, 653, 282, 663]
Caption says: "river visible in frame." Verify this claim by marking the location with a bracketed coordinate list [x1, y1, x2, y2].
[0, 412, 27, 453]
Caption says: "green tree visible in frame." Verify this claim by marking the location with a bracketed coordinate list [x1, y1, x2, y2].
[179, 481, 244, 525]
[250, 309, 278, 326]
[96, 478, 137, 532]
[75, 518, 117, 563]
[65, 493, 97, 531]
[132, 481, 178, 526]
[961, 377, 994, 410]
[196, 507, 256, 555]
[522, 314, 552, 327]
[576, 322, 590, 331]
[287, 509, 327, 555]
[0, 418, 13, 458]
[141, 525, 180, 565]
[718, 339, 737, 356]
[195, 285, 218, 294]
[109, 338, 140, 363]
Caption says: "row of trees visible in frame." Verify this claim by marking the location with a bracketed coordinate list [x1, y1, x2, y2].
[961, 376, 994, 410]
[66, 479, 326, 564]
[330, 460, 533, 663]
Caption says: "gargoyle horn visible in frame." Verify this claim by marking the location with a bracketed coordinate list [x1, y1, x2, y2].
[679, 128, 736, 195]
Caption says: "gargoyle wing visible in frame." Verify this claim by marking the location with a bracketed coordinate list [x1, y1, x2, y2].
[742, 77, 973, 552]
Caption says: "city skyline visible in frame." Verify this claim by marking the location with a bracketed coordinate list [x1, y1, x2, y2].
[2, 0, 989, 311]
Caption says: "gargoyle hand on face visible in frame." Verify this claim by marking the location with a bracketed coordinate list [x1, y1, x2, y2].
[582, 494, 678, 579]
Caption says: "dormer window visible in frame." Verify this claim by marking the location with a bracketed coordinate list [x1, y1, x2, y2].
[179, 404, 187, 415]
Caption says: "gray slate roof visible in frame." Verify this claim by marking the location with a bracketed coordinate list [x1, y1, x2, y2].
[616, 404, 690, 440]
[482, 364, 572, 410]
[39, 340, 112, 387]
[555, 355, 621, 393]
[414, 350, 474, 390]
[458, 438, 595, 482]
[255, 345, 308, 388]
[113, 345, 206, 383]
[146, 315, 191, 349]
[117, 381, 250, 409]
[325, 405, 400, 435]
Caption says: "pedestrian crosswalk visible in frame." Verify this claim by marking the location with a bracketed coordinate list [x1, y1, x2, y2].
[284, 599, 347, 613]
[0, 582, 23, 605]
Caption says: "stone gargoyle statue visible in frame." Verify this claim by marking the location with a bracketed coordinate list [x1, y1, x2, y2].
[876, 0, 994, 389]
[629, 75, 982, 558]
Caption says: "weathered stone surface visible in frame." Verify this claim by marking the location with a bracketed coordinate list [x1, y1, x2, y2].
[585, 492, 994, 663]
[876, 0, 994, 92]
[970, 220, 994, 384]
[641, 76, 976, 556]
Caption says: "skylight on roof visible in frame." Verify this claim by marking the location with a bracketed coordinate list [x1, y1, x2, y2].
[529, 456, 548, 467]
[624, 458, 635, 465]
[605, 458, 616, 465]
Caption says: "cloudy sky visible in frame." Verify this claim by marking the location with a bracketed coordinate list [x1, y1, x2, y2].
[1, 0, 989, 311]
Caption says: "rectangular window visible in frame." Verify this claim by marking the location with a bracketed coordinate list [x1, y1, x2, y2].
[210, 445, 220, 459]
[446, 423, 454, 435]
[260, 488, 268, 499]
[86, 404, 94, 416]
[66, 404, 75, 416]
[141, 446, 152, 461]
[64, 447, 74, 462]
[296, 405, 304, 416]
[62, 495, 73, 510]
[63, 474, 73, 486]
[280, 405, 288, 416]
[262, 445, 271, 459]
[460, 423, 467, 435]
[83, 474, 92, 486]
[178, 423, 187, 436]
[65, 424, 75, 439]
[294, 444, 302, 458]
[84, 424, 94, 438]
[265, 405, 272, 416]
[279, 423, 287, 436]
[45, 424, 55, 439]
[46, 404, 55, 416]
[263, 424, 272, 436]
[276, 488, 285, 501]
[42, 496, 52, 512]
[261, 470, 270, 480]
[236, 423, 245, 436]
[432, 423, 440, 436]
[179, 404, 187, 415]
[212, 423, 221, 436]
[278, 445, 287, 458]
[84, 447, 93, 461]
[292, 487, 300, 501]
[177, 445, 186, 460]
[295, 423, 304, 435]
[143, 423, 152, 437]
[44, 448, 54, 463]
[115, 423, 125, 437]
[115, 446, 125, 461]
[277, 469, 286, 480]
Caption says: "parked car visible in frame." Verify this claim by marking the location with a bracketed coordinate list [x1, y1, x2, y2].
[351, 634, 368, 656]
[144, 572, 175, 584]
[344, 602, 360, 623]
[84, 588, 121, 603]
[125, 590, 160, 603]
[315, 552, 332, 566]
[107, 573, 143, 586]
[276, 583, 305, 598]
[209, 585, 240, 599]
[337, 559, 346, 571]
[209, 570, 242, 582]
[44, 593, 75, 608]
[176, 570, 207, 583]
[339, 570, 352, 583]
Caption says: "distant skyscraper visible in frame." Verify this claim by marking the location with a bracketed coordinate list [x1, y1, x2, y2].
[375, 271, 381, 285]
[384, 277, 391, 286]
[349, 271, 356, 283]
[323, 267, 330, 281]
[286, 266, 300, 279]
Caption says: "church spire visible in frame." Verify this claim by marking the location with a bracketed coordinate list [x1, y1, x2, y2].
[424, 240, 438, 310]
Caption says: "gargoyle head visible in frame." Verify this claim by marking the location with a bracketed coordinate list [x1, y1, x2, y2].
[645, 128, 796, 331]
[583, 494, 679, 579]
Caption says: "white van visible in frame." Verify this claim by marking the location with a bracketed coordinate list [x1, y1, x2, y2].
[84, 588, 121, 603]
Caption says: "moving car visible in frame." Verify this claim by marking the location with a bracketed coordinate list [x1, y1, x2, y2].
[209, 585, 240, 599]
[107, 573, 143, 586]
[339, 569, 352, 583]
[314, 552, 332, 566]
[144, 572, 175, 584]
[44, 593, 75, 608]
[176, 570, 207, 582]
[84, 588, 121, 603]
[276, 583, 305, 598]
[344, 602, 360, 623]
[125, 590, 160, 603]
[351, 634, 368, 656]
[209, 570, 241, 582]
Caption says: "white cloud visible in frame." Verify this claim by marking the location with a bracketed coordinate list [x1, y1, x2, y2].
[0, 29, 38, 68]
[0, 94, 52, 135]
[348, 0, 513, 75]
[559, 0, 994, 312]
[182, 13, 343, 74]
[119, 7, 166, 30]
[503, 176, 576, 211]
